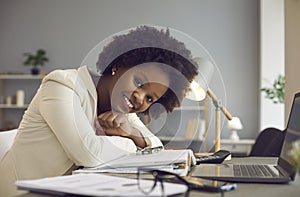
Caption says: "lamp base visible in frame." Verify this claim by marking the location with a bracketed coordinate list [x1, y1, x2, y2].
[229, 130, 240, 141]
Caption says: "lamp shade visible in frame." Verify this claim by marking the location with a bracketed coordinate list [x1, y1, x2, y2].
[227, 117, 243, 130]
[186, 57, 215, 101]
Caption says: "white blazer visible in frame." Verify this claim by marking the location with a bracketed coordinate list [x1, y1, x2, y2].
[0, 66, 163, 196]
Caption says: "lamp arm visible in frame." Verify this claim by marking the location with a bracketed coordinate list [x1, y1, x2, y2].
[206, 88, 233, 151]
[207, 88, 233, 120]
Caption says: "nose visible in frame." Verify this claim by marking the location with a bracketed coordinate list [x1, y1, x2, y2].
[132, 90, 148, 110]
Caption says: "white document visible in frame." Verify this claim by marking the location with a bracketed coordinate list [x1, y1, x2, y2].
[73, 149, 196, 176]
[89, 149, 194, 169]
[16, 173, 188, 196]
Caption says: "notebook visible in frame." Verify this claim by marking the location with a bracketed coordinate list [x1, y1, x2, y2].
[73, 149, 196, 176]
[190, 92, 300, 183]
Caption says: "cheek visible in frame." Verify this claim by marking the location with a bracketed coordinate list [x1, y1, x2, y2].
[115, 76, 136, 91]
[111, 80, 135, 101]
[141, 105, 151, 112]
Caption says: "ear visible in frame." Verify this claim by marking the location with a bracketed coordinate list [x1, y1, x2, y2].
[111, 67, 117, 76]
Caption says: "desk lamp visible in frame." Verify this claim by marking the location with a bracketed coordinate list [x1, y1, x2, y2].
[227, 117, 243, 141]
[186, 57, 233, 152]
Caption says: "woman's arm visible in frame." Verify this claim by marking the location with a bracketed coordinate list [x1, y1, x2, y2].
[126, 113, 164, 148]
[97, 111, 147, 148]
[39, 77, 136, 167]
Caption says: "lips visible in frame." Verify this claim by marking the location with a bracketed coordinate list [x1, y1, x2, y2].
[123, 95, 134, 110]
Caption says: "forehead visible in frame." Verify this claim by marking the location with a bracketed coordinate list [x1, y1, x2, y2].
[129, 63, 170, 86]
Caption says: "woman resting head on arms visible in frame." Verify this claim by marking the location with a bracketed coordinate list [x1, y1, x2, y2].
[0, 25, 198, 196]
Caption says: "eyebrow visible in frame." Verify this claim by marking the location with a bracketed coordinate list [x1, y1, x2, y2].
[152, 92, 160, 101]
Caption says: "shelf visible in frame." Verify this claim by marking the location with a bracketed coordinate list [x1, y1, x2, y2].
[159, 136, 188, 141]
[0, 74, 44, 79]
[0, 104, 29, 109]
[0, 74, 44, 130]
[220, 139, 255, 156]
[173, 106, 205, 111]
[159, 136, 202, 152]
[220, 139, 255, 145]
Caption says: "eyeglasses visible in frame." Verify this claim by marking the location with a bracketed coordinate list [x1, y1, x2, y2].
[137, 168, 189, 197]
[137, 168, 229, 197]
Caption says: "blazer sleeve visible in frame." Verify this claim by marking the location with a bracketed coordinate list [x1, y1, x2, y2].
[39, 76, 136, 167]
[126, 113, 163, 148]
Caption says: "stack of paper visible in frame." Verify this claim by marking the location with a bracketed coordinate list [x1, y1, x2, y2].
[73, 149, 196, 176]
[16, 173, 188, 196]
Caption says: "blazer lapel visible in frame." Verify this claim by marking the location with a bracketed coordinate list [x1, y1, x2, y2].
[78, 66, 99, 119]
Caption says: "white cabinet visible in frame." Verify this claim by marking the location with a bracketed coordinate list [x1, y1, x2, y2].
[0, 74, 44, 130]
[220, 139, 255, 156]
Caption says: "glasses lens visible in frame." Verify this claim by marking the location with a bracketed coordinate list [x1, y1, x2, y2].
[138, 169, 157, 195]
[138, 169, 189, 196]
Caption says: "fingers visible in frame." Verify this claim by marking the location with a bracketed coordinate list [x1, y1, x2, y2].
[98, 111, 120, 129]
[97, 111, 133, 137]
[97, 111, 139, 138]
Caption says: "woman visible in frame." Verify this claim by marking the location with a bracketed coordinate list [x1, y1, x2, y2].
[0, 25, 198, 196]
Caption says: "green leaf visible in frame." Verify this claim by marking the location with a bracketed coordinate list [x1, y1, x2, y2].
[22, 49, 49, 67]
[261, 74, 285, 104]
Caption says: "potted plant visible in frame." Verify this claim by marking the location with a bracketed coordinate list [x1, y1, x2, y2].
[261, 74, 285, 104]
[23, 49, 49, 75]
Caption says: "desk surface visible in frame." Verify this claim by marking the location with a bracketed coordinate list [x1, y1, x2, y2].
[189, 176, 299, 197]
[17, 157, 300, 197]
[189, 157, 300, 197]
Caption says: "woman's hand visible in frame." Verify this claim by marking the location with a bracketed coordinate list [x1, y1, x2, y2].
[97, 111, 129, 136]
[97, 111, 147, 148]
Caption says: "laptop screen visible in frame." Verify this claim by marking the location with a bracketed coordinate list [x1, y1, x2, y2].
[278, 92, 300, 179]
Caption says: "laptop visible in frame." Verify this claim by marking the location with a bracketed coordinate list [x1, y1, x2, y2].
[190, 92, 300, 183]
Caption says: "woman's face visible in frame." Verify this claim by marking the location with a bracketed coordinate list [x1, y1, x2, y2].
[110, 63, 170, 114]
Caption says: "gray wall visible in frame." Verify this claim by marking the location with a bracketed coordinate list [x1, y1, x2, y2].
[0, 0, 259, 145]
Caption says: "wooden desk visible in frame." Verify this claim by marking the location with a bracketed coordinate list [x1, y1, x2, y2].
[188, 157, 299, 197]
[17, 157, 299, 197]
[189, 176, 299, 197]
[17, 174, 300, 197]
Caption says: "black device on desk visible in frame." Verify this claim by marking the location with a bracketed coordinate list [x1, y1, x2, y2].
[184, 177, 237, 193]
[195, 150, 231, 164]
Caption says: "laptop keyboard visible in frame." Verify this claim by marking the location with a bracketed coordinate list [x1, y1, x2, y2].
[233, 165, 278, 177]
